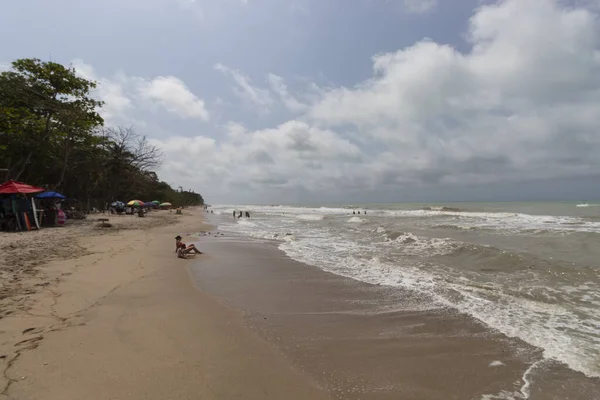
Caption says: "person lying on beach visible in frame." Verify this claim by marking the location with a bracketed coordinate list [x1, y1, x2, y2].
[175, 235, 203, 258]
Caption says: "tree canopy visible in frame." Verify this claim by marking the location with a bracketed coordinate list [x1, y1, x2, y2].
[0, 58, 204, 208]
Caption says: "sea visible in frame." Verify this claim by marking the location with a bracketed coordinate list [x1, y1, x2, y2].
[210, 202, 600, 382]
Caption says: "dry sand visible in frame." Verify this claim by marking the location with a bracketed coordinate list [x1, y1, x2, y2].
[0, 209, 328, 400]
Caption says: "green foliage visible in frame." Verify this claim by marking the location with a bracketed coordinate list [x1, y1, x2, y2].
[0, 58, 204, 209]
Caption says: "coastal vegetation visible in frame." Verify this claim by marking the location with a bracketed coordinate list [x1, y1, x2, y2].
[0, 58, 203, 208]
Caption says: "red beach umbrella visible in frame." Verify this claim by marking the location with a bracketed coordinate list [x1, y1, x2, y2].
[0, 180, 45, 194]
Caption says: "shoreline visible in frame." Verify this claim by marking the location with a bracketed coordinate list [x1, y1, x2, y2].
[189, 234, 600, 400]
[0, 209, 328, 399]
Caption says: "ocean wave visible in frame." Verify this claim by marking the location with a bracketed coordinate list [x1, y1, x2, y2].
[217, 209, 600, 378]
[432, 224, 478, 231]
[211, 204, 600, 234]
[236, 219, 257, 227]
[296, 214, 325, 221]
[280, 237, 600, 378]
[421, 206, 463, 212]
[390, 210, 600, 234]
[347, 216, 364, 223]
[378, 230, 458, 256]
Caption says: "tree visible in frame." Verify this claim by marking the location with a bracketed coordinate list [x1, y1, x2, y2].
[0, 58, 103, 182]
[0, 58, 205, 210]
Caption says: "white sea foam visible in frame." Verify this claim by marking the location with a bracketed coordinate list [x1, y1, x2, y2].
[378, 209, 600, 234]
[215, 204, 600, 234]
[480, 360, 544, 400]
[296, 214, 325, 221]
[347, 216, 364, 223]
[387, 232, 457, 256]
[236, 219, 257, 227]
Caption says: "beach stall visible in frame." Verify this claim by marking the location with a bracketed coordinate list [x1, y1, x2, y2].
[0, 180, 45, 231]
[35, 191, 67, 227]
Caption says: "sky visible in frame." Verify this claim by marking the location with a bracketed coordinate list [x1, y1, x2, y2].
[2, 0, 600, 204]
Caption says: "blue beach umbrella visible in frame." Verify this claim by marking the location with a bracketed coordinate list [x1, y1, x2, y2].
[36, 191, 67, 199]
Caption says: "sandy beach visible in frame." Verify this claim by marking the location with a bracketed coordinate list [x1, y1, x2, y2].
[2, 209, 599, 400]
[0, 209, 327, 400]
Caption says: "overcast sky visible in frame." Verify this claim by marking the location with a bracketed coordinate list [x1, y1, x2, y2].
[2, 0, 600, 204]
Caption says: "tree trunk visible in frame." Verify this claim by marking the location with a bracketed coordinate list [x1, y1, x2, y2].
[56, 139, 72, 189]
[14, 152, 33, 181]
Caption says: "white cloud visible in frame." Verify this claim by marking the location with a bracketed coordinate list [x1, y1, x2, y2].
[403, 0, 437, 14]
[267, 73, 308, 112]
[138, 76, 210, 120]
[72, 60, 133, 123]
[215, 63, 273, 111]
[306, 0, 600, 187]
[152, 120, 363, 195]
[71, 61, 209, 124]
[65, 0, 600, 202]
[214, 64, 310, 115]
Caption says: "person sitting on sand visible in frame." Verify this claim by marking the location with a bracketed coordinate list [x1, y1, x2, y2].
[175, 235, 203, 258]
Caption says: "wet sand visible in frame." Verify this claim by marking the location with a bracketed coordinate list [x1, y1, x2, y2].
[190, 236, 600, 400]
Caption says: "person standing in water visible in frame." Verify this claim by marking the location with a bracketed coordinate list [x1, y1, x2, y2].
[245, 211, 250, 218]
[238, 211, 243, 218]
[233, 210, 236, 219]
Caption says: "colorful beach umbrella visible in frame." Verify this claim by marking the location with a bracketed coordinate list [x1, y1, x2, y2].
[159, 202, 172, 207]
[127, 200, 144, 206]
[36, 191, 67, 199]
[0, 180, 44, 194]
[152, 200, 160, 205]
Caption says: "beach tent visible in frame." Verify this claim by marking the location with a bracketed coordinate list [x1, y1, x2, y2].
[0, 181, 44, 231]
[36, 191, 66, 199]
[0, 180, 44, 194]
